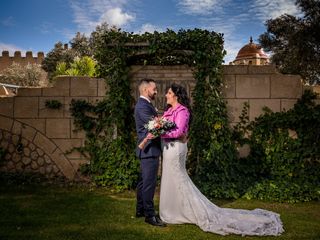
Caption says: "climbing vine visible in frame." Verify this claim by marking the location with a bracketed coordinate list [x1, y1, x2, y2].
[45, 100, 62, 109]
[70, 28, 237, 193]
[233, 90, 320, 202]
[67, 27, 319, 202]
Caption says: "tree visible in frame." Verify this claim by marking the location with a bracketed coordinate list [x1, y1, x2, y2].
[89, 22, 117, 54]
[41, 42, 75, 80]
[259, 0, 320, 85]
[42, 23, 112, 80]
[0, 62, 47, 87]
[70, 32, 92, 57]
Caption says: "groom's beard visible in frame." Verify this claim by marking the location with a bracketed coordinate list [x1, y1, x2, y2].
[149, 93, 156, 100]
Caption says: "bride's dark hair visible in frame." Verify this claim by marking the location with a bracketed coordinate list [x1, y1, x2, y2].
[166, 83, 192, 123]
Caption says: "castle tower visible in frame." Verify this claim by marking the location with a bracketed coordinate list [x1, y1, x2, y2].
[232, 37, 269, 65]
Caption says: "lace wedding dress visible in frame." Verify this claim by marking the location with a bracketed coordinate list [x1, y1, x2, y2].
[159, 141, 284, 236]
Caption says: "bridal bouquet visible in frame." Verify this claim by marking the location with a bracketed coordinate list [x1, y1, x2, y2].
[138, 117, 176, 149]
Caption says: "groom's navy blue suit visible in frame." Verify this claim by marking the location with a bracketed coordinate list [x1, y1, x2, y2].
[134, 97, 161, 218]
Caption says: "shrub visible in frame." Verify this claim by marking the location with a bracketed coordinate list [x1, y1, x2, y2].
[54, 56, 97, 77]
[42, 42, 75, 81]
[0, 62, 48, 87]
[45, 100, 63, 109]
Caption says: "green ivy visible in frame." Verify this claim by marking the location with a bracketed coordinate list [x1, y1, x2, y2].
[70, 28, 232, 192]
[234, 90, 320, 202]
[45, 100, 62, 109]
[66, 27, 319, 202]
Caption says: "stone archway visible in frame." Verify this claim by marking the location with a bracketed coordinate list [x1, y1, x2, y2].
[0, 115, 76, 179]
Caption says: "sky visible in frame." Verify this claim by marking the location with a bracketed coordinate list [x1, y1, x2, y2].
[0, 0, 301, 64]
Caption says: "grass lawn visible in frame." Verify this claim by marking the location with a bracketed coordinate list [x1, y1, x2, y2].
[0, 183, 319, 240]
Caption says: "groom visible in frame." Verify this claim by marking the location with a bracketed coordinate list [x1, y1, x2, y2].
[134, 78, 166, 227]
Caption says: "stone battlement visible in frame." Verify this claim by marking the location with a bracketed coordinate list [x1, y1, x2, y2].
[0, 50, 45, 71]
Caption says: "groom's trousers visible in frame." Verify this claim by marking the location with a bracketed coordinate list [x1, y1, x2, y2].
[136, 156, 159, 218]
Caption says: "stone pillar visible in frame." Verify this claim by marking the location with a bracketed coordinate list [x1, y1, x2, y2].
[26, 51, 33, 63]
[0, 51, 10, 70]
[37, 52, 45, 64]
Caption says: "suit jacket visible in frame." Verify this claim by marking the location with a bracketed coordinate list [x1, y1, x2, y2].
[134, 97, 161, 159]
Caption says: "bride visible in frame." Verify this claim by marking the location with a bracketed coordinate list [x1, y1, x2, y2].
[159, 83, 284, 236]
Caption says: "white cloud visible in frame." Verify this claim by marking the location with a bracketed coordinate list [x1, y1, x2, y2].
[191, 0, 293, 64]
[252, 0, 300, 22]
[56, 28, 77, 41]
[0, 42, 25, 55]
[223, 39, 246, 64]
[202, 22, 240, 64]
[70, 1, 100, 34]
[87, 0, 128, 14]
[178, 0, 225, 15]
[69, 0, 135, 35]
[100, 7, 135, 27]
[137, 23, 164, 33]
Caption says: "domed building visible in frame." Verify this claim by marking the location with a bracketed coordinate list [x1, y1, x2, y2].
[232, 37, 269, 65]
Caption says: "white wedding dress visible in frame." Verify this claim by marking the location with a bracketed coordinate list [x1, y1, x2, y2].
[159, 141, 284, 236]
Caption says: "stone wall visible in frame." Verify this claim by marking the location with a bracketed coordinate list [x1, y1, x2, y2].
[130, 65, 307, 121]
[0, 51, 45, 71]
[0, 77, 106, 180]
[0, 65, 312, 180]
[130, 65, 196, 112]
[222, 65, 304, 122]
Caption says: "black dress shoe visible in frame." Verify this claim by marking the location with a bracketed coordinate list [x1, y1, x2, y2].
[145, 216, 166, 227]
[155, 215, 166, 226]
[135, 211, 145, 218]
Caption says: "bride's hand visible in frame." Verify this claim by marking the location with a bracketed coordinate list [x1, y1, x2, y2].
[138, 133, 155, 149]
[138, 138, 148, 149]
[179, 134, 188, 143]
[146, 133, 155, 139]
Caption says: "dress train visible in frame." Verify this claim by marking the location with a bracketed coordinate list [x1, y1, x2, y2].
[159, 141, 284, 236]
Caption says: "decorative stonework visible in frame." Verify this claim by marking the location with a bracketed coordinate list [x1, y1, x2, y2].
[0, 129, 63, 178]
[0, 115, 78, 180]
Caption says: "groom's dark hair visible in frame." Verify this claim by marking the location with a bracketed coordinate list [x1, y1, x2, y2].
[138, 78, 155, 94]
[138, 78, 155, 86]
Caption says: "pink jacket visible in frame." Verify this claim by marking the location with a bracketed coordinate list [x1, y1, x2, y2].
[161, 104, 190, 139]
